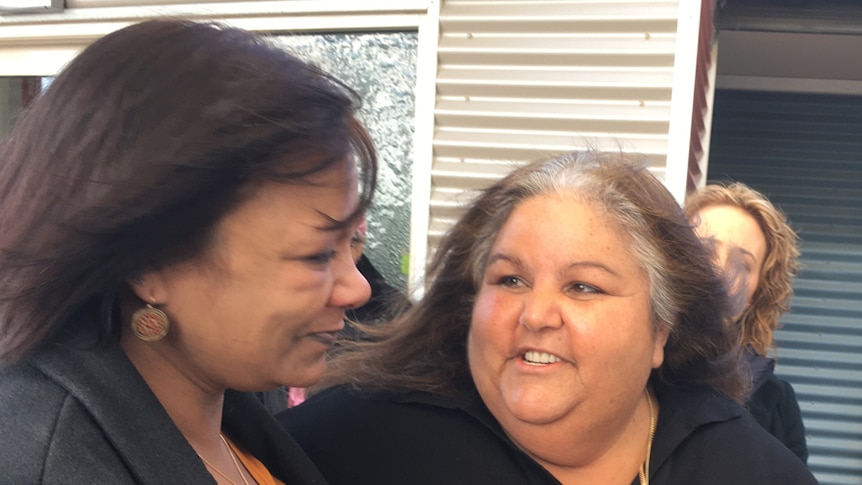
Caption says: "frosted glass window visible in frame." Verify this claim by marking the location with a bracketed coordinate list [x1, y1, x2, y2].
[0, 33, 418, 290]
[274, 32, 417, 290]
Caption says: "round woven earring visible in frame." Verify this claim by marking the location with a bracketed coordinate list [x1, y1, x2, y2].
[130, 304, 170, 342]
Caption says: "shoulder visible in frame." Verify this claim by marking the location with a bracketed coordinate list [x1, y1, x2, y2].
[752, 374, 798, 403]
[653, 385, 815, 485]
[0, 360, 71, 450]
[0, 359, 132, 483]
[0, 341, 214, 484]
[279, 386, 481, 440]
[748, 375, 804, 430]
[277, 386, 555, 485]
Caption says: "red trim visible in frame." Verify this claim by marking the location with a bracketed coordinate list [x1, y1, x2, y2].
[688, 0, 715, 193]
[21, 77, 42, 107]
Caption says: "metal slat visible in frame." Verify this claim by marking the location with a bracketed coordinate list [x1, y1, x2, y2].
[437, 32, 676, 67]
[434, 98, 671, 134]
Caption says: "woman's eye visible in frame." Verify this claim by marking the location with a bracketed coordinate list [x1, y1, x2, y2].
[570, 282, 601, 294]
[306, 250, 336, 265]
[497, 276, 523, 287]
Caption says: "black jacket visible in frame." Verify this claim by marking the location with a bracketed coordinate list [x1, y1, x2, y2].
[0, 332, 327, 484]
[746, 352, 808, 463]
[278, 383, 818, 485]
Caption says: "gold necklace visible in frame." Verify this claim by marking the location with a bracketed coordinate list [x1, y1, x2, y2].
[638, 388, 657, 485]
[196, 433, 251, 485]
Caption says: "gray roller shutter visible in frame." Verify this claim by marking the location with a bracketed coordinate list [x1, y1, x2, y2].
[708, 88, 862, 485]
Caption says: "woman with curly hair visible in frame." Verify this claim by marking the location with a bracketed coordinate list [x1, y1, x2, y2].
[686, 182, 807, 464]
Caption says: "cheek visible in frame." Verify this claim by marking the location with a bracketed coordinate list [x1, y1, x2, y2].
[468, 290, 512, 361]
[744, 272, 760, 304]
[283, 269, 333, 302]
[469, 293, 495, 346]
[471, 288, 514, 334]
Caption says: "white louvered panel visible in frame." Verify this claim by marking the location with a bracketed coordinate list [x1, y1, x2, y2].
[426, 0, 683, 259]
[441, 1, 679, 34]
[435, 98, 671, 134]
[438, 33, 677, 67]
[437, 66, 674, 100]
[433, 129, 670, 164]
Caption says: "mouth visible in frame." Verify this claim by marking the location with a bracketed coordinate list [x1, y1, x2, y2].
[308, 330, 340, 346]
[307, 320, 344, 346]
[521, 350, 563, 366]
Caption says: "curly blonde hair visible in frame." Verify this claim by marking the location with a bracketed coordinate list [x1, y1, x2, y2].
[685, 183, 800, 356]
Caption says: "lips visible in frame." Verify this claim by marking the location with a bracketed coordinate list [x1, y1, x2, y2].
[307, 330, 341, 346]
[306, 319, 345, 346]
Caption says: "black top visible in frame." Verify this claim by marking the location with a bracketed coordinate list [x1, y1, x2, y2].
[279, 383, 818, 485]
[746, 352, 808, 463]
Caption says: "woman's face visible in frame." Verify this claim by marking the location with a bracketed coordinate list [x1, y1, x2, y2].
[693, 205, 767, 317]
[137, 160, 370, 391]
[468, 194, 668, 456]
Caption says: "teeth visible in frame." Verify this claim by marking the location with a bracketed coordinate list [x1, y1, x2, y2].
[523, 351, 561, 365]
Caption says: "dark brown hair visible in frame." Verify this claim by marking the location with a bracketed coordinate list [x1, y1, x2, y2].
[322, 150, 746, 401]
[0, 20, 376, 363]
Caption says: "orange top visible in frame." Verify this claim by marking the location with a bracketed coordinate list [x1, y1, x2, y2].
[225, 437, 285, 485]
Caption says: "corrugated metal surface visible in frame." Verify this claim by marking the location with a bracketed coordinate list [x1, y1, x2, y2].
[708, 89, 862, 485]
[429, 0, 682, 249]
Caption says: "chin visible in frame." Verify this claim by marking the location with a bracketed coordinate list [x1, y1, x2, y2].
[502, 396, 573, 426]
[283, 366, 327, 389]
[509, 407, 570, 426]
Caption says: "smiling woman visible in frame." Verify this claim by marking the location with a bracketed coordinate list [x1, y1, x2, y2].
[279, 150, 817, 485]
[0, 19, 376, 484]
[468, 194, 666, 482]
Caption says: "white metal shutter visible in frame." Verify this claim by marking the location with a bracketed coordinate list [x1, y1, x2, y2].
[425, 0, 688, 261]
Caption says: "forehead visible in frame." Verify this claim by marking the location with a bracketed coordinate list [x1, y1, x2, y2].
[222, 161, 359, 232]
[493, 194, 640, 264]
[695, 205, 766, 254]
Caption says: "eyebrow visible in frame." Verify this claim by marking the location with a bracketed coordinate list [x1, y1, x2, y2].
[567, 261, 620, 277]
[314, 208, 363, 232]
[486, 253, 523, 268]
[729, 245, 757, 262]
[485, 253, 620, 277]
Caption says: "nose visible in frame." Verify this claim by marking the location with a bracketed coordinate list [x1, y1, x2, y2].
[720, 250, 751, 317]
[330, 249, 371, 309]
[518, 285, 563, 332]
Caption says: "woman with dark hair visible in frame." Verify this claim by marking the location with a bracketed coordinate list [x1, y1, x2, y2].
[279, 151, 817, 484]
[686, 183, 808, 463]
[0, 19, 376, 484]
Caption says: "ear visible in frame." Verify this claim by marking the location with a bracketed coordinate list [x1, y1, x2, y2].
[127, 270, 170, 305]
[651, 323, 671, 369]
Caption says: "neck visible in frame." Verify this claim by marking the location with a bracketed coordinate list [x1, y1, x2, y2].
[120, 331, 225, 447]
[511, 390, 657, 485]
[120, 330, 256, 485]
